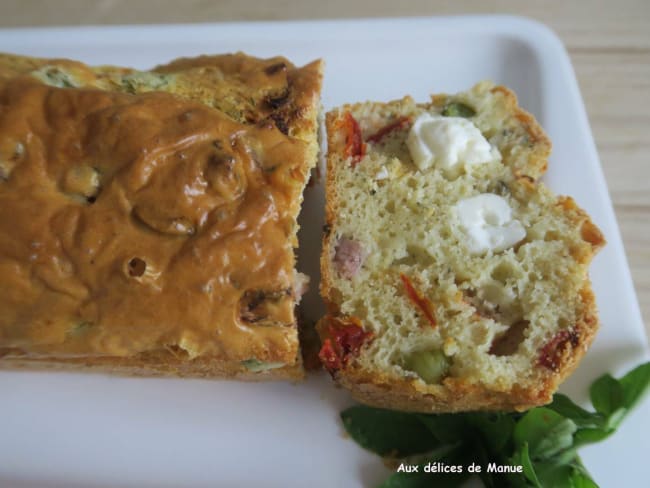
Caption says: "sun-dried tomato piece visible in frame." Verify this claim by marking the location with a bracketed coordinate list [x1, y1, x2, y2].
[538, 329, 580, 371]
[318, 338, 343, 372]
[329, 319, 372, 359]
[342, 112, 366, 165]
[400, 273, 437, 328]
[318, 316, 373, 374]
[366, 116, 412, 144]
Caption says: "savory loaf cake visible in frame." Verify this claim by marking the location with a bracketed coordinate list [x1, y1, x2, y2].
[0, 52, 323, 380]
[319, 82, 605, 411]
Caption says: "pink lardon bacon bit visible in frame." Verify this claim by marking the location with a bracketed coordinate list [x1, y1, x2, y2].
[333, 237, 366, 279]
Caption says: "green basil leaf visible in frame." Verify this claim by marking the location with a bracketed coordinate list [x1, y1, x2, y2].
[466, 412, 516, 453]
[547, 394, 605, 429]
[568, 457, 600, 488]
[534, 460, 576, 488]
[379, 469, 470, 488]
[573, 427, 612, 447]
[586, 362, 650, 438]
[341, 406, 440, 457]
[513, 408, 577, 460]
[618, 361, 650, 411]
[470, 438, 496, 488]
[604, 407, 628, 431]
[531, 419, 577, 460]
[552, 447, 580, 467]
[379, 472, 430, 488]
[379, 445, 470, 488]
[510, 442, 542, 488]
[570, 471, 600, 488]
[590, 374, 624, 416]
[417, 414, 469, 444]
[537, 456, 599, 488]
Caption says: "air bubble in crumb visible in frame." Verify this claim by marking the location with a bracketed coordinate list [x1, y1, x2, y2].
[128, 257, 146, 277]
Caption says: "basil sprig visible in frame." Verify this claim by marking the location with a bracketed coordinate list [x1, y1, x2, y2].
[341, 362, 650, 487]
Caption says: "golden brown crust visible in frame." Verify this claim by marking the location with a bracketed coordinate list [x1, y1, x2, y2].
[555, 195, 607, 260]
[0, 352, 304, 381]
[154, 53, 324, 141]
[0, 52, 324, 142]
[0, 52, 323, 381]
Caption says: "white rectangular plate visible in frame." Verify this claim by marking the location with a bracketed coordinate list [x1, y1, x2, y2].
[0, 16, 648, 488]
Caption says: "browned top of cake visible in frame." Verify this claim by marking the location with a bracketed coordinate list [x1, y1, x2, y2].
[0, 52, 323, 364]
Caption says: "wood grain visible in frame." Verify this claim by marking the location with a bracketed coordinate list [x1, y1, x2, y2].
[1, 0, 648, 340]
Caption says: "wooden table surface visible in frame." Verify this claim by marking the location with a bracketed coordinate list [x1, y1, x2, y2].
[2, 0, 649, 341]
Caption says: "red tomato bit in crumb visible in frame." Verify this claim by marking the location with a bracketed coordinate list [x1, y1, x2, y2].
[400, 273, 437, 328]
[342, 112, 366, 165]
[318, 338, 343, 372]
[318, 317, 373, 374]
[366, 116, 412, 144]
[330, 319, 372, 358]
[538, 329, 580, 371]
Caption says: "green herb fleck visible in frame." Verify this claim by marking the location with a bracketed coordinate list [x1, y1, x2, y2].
[67, 321, 93, 336]
[120, 72, 171, 94]
[240, 358, 285, 372]
[341, 406, 443, 457]
[31, 66, 79, 88]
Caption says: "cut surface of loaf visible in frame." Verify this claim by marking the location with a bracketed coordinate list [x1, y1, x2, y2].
[319, 82, 605, 412]
[0, 52, 323, 380]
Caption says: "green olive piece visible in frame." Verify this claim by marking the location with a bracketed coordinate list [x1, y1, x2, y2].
[403, 349, 450, 383]
[441, 102, 476, 118]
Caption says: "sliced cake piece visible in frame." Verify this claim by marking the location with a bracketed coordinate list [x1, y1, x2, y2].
[319, 82, 604, 412]
[0, 52, 323, 380]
